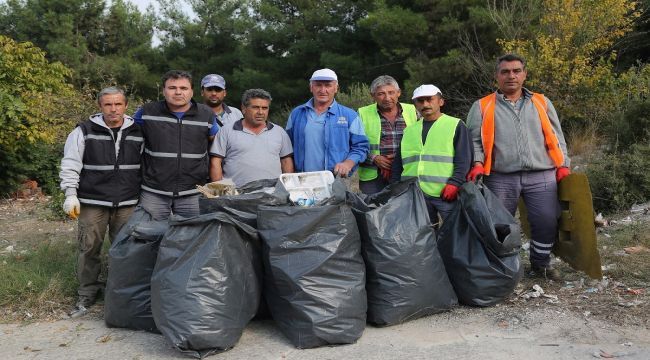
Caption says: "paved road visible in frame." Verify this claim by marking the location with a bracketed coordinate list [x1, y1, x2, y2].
[2, 305, 649, 359]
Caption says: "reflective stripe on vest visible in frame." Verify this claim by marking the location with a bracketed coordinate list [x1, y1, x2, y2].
[479, 92, 564, 174]
[400, 114, 459, 197]
[357, 102, 417, 181]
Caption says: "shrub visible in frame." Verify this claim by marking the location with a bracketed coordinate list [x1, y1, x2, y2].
[587, 143, 650, 213]
[606, 100, 650, 151]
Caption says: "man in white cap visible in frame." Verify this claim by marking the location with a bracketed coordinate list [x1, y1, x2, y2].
[391, 84, 471, 224]
[201, 73, 243, 127]
[286, 68, 369, 177]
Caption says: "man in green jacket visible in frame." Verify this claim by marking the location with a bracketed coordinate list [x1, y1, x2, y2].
[391, 84, 472, 224]
[357, 75, 417, 194]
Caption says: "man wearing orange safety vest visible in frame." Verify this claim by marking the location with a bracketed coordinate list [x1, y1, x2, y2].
[466, 53, 570, 281]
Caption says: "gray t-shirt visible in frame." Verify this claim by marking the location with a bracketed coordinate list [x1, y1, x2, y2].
[209, 119, 293, 187]
[217, 104, 243, 127]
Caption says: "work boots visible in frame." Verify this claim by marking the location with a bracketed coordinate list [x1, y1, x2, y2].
[529, 264, 563, 282]
[68, 296, 95, 319]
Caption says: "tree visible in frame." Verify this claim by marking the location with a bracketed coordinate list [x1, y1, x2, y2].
[0, 36, 85, 193]
[497, 0, 647, 135]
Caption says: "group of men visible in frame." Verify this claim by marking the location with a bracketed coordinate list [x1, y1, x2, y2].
[59, 53, 570, 318]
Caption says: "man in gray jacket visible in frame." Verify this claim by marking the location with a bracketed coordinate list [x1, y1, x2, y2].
[466, 54, 570, 281]
[59, 87, 143, 318]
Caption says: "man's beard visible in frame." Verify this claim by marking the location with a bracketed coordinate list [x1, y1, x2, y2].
[206, 98, 223, 107]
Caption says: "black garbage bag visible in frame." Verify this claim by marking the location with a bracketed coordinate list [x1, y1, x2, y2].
[105, 207, 168, 332]
[199, 178, 287, 227]
[348, 179, 457, 326]
[151, 212, 262, 358]
[258, 180, 367, 349]
[437, 181, 523, 307]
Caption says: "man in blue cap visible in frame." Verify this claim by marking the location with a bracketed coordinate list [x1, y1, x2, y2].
[200, 73, 243, 127]
[286, 68, 369, 177]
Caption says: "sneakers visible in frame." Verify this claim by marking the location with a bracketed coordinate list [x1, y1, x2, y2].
[68, 297, 95, 319]
[529, 264, 563, 282]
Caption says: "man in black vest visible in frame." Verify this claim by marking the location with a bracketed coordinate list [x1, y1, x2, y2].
[59, 87, 143, 318]
[133, 70, 219, 219]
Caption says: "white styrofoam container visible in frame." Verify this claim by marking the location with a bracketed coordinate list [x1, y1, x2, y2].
[279, 171, 335, 203]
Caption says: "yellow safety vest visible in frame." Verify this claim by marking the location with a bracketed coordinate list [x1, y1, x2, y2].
[401, 114, 459, 197]
[357, 102, 417, 181]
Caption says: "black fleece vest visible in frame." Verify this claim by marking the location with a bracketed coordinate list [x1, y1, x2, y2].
[140, 100, 213, 196]
[77, 119, 143, 207]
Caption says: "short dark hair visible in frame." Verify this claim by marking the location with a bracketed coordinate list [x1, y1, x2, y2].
[241, 88, 272, 107]
[496, 53, 526, 72]
[161, 70, 193, 88]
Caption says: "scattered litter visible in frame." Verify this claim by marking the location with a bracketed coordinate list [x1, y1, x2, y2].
[603, 234, 611, 238]
[620, 216, 632, 223]
[583, 311, 591, 317]
[621, 342, 633, 347]
[624, 288, 645, 295]
[521, 242, 530, 251]
[617, 299, 644, 307]
[623, 245, 650, 254]
[96, 334, 112, 343]
[58, 343, 68, 347]
[630, 204, 647, 213]
[594, 213, 607, 227]
[585, 287, 598, 293]
[521, 284, 544, 300]
[602, 264, 617, 271]
[539, 343, 559, 346]
[196, 179, 238, 198]
[594, 349, 615, 358]
[4, 245, 14, 253]
[612, 250, 628, 256]
[23, 346, 41, 352]
[542, 293, 559, 304]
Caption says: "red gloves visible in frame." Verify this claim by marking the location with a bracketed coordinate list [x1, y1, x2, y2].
[556, 167, 570, 183]
[441, 184, 459, 202]
[467, 163, 485, 182]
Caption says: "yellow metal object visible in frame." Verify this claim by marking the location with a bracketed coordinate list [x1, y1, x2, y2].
[518, 173, 602, 279]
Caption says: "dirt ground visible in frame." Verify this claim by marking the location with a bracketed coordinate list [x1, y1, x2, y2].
[1, 195, 649, 359]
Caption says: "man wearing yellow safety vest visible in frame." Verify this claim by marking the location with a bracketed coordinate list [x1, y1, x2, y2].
[391, 84, 472, 224]
[466, 54, 571, 281]
[357, 75, 417, 194]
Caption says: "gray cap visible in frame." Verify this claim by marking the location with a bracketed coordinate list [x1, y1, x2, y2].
[201, 74, 226, 89]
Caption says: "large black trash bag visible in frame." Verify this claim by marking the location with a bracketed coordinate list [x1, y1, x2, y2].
[258, 180, 367, 349]
[105, 207, 168, 332]
[199, 178, 288, 227]
[348, 179, 457, 326]
[151, 212, 262, 358]
[437, 181, 523, 307]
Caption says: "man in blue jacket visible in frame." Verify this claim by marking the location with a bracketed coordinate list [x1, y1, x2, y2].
[286, 68, 369, 177]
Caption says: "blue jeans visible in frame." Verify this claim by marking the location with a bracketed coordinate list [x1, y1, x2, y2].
[484, 169, 560, 267]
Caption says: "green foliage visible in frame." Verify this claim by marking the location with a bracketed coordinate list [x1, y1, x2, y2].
[0, 36, 82, 195]
[587, 143, 650, 213]
[336, 83, 373, 111]
[0, 241, 77, 318]
[606, 100, 650, 151]
[499, 0, 645, 135]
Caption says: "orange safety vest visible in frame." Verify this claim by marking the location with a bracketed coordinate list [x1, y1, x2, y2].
[479, 92, 564, 174]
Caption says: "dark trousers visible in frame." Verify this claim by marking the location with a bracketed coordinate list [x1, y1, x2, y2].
[424, 194, 456, 227]
[76, 204, 134, 299]
[484, 169, 560, 267]
[359, 176, 390, 195]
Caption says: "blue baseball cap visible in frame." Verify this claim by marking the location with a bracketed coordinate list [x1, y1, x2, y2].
[201, 74, 226, 89]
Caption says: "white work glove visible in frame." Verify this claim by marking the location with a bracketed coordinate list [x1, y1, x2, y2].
[63, 195, 81, 219]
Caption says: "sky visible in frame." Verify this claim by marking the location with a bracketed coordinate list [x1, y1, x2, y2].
[129, 0, 194, 16]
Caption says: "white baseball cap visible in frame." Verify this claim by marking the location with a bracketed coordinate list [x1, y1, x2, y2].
[310, 68, 338, 81]
[412, 84, 442, 99]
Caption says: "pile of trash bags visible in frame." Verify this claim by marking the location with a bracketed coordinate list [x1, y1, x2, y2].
[104, 176, 522, 358]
